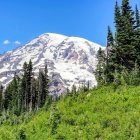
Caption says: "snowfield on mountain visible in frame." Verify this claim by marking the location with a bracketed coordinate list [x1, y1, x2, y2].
[0, 33, 103, 95]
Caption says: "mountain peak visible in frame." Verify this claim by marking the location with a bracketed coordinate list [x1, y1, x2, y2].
[0, 33, 103, 95]
[39, 33, 68, 40]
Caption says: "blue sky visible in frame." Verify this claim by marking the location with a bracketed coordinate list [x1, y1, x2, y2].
[0, 0, 140, 54]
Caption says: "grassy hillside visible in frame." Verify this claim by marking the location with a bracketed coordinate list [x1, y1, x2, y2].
[0, 85, 140, 140]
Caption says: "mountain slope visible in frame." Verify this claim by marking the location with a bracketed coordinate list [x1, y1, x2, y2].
[0, 33, 103, 95]
[0, 85, 140, 139]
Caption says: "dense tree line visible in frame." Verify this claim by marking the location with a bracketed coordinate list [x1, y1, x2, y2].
[0, 61, 90, 116]
[96, 0, 140, 86]
[0, 60, 49, 115]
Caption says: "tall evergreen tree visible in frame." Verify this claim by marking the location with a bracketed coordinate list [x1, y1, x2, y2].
[0, 85, 3, 112]
[3, 75, 20, 114]
[95, 48, 106, 85]
[107, 26, 114, 48]
[27, 60, 33, 111]
[114, 1, 124, 45]
[121, 0, 135, 69]
[11, 75, 20, 114]
[37, 64, 49, 108]
[4, 83, 13, 110]
[133, 5, 140, 66]
[105, 27, 115, 83]
[114, 1, 126, 71]
[135, 5, 140, 28]
[44, 64, 49, 104]
[21, 62, 28, 112]
[38, 70, 45, 108]
[31, 78, 38, 110]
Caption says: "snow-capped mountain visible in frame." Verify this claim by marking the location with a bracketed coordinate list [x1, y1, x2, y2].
[0, 33, 103, 95]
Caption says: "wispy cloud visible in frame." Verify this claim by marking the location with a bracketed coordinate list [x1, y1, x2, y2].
[3, 40, 10, 45]
[14, 40, 21, 45]
[3, 40, 21, 46]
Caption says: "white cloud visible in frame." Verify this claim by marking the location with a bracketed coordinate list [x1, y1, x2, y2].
[14, 40, 21, 45]
[3, 40, 21, 46]
[3, 40, 10, 45]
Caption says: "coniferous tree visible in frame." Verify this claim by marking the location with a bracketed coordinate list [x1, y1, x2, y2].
[3, 75, 20, 114]
[31, 78, 38, 110]
[11, 75, 20, 114]
[19, 60, 33, 112]
[105, 26, 115, 83]
[107, 26, 114, 48]
[0, 85, 3, 112]
[38, 70, 44, 108]
[22, 62, 28, 112]
[135, 5, 140, 28]
[113, 1, 125, 71]
[114, 1, 124, 46]
[27, 59, 33, 111]
[134, 5, 140, 66]
[37, 65, 49, 108]
[95, 48, 106, 85]
[19, 75, 26, 112]
[4, 83, 13, 110]
[121, 0, 135, 69]
[44, 64, 49, 103]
